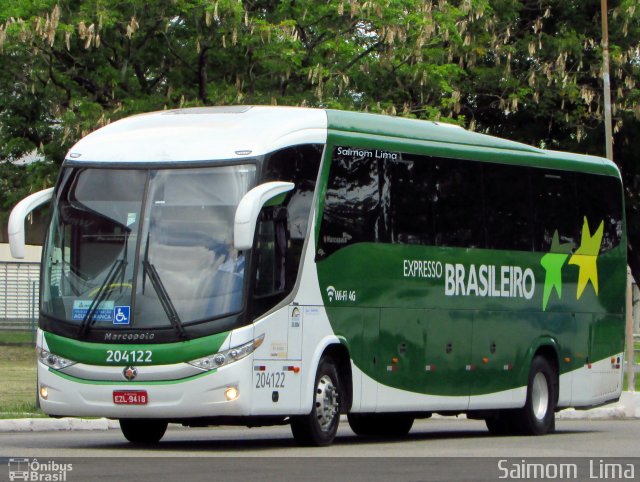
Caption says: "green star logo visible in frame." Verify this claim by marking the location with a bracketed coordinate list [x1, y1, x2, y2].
[540, 230, 573, 311]
[568, 217, 604, 299]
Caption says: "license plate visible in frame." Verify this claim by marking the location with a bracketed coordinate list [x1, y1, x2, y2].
[113, 390, 148, 405]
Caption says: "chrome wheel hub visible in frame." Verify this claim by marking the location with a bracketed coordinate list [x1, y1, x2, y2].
[315, 374, 339, 431]
[532, 372, 549, 421]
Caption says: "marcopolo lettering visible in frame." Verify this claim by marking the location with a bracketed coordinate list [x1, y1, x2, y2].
[444, 263, 535, 300]
[104, 332, 155, 342]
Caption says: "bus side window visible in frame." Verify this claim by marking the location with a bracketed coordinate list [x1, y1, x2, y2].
[251, 144, 322, 317]
[253, 207, 287, 299]
[387, 155, 435, 245]
[432, 158, 485, 249]
[317, 147, 385, 259]
[484, 163, 534, 251]
[576, 172, 623, 253]
[532, 170, 579, 251]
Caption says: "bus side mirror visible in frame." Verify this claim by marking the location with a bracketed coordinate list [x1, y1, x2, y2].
[8, 187, 54, 259]
[234, 182, 294, 251]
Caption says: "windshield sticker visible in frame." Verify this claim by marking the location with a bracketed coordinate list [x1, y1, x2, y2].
[72, 300, 115, 322]
[126, 212, 137, 226]
[113, 306, 131, 325]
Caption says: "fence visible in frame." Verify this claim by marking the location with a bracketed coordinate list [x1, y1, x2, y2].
[0, 261, 40, 331]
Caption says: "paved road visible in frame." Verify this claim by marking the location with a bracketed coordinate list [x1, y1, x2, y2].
[1, 419, 638, 481]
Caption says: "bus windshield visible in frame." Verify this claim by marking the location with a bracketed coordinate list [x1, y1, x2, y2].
[42, 164, 257, 333]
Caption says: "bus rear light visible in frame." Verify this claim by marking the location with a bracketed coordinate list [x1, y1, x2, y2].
[254, 365, 266, 371]
[283, 366, 300, 373]
[188, 334, 265, 371]
[503, 364, 513, 371]
[425, 364, 436, 372]
[482, 357, 489, 364]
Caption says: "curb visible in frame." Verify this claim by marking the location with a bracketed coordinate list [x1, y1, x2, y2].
[0, 418, 119, 432]
[556, 391, 640, 420]
[0, 392, 638, 433]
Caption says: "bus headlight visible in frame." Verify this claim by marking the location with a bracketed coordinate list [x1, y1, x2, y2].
[37, 347, 77, 370]
[188, 334, 264, 371]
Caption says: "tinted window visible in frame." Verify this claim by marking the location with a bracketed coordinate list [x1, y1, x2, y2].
[576, 173, 623, 253]
[317, 147, 385, 259]
[484, 163, 534, 251]
[433, 158, 485, 248]
[263, 144, 322, 241]
[252, 145, 322, 316]
[388, 155, 435, 245]
[319, 146, 623, 256]
[532, 170, 579, 251]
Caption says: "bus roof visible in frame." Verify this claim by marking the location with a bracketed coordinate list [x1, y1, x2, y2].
[65, 106, 328, 164]
[65, 106, 619, 178]
[325, 110, 619, 178]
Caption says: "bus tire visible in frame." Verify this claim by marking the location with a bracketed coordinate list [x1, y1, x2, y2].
[119, 419, 168, 444]
[348, 413, 414, 437]
[515, 355, 557, 435]
[290, 357, 341, 446]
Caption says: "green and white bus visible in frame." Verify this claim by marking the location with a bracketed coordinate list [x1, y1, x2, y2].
[9, 106, 626, 446]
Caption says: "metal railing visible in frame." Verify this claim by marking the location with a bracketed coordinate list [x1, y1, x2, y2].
[0, 261, 40, 332]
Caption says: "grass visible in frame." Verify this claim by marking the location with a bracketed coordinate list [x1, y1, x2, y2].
[0, 343, 45, 418]
[0, 330, 34, 345]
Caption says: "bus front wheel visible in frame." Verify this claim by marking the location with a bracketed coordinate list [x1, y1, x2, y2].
[119, 419, 168, 444]
[515, 355, 557, 435]
[290, 356, 341, 446]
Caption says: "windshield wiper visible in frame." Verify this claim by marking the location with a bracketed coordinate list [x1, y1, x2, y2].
[142, 260, 187, 340]
[78, 258, 126, 339]
[142, 236, 187, 339]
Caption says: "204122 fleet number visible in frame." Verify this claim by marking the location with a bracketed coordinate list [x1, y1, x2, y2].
[255, 371, 286, 389]
[106, 349, 152, 363]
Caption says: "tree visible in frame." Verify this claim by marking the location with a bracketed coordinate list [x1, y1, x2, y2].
[0, 0, 638, 275]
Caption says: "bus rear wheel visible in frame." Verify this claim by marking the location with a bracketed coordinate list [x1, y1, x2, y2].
[348, 413, 414, 437]
[514, 355, 557, 435]
[119, 419, 168, 444]
[290, 357, 341, 446]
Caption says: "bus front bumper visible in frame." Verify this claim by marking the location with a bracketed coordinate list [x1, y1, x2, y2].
[36, 357, 253, 419]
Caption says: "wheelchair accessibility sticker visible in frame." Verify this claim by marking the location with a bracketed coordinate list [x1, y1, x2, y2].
[113, 306, 130, 325]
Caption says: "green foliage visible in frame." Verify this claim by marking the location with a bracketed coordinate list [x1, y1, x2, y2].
[0, 0, 639, 275]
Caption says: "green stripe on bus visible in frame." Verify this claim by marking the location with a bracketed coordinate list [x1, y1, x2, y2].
[43, 331, 229, 366]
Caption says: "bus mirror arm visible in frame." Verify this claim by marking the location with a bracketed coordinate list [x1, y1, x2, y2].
[234, 181, 294, 251]
[9, 187, 54, 259]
